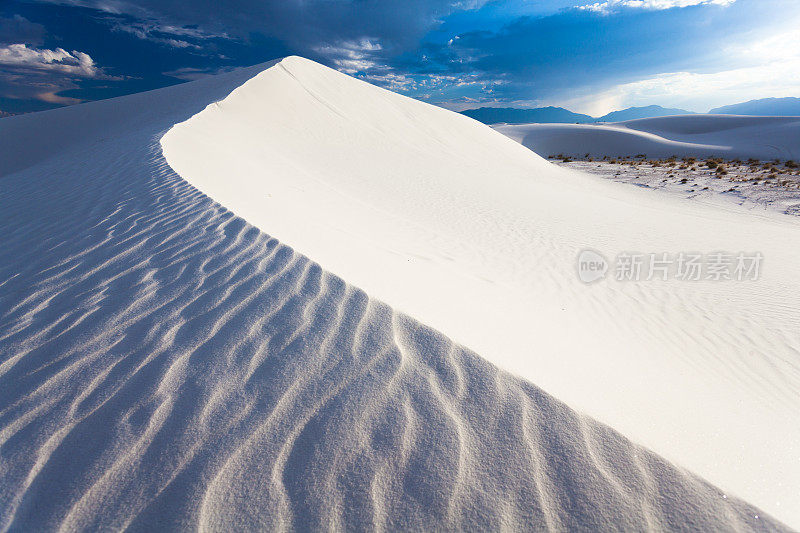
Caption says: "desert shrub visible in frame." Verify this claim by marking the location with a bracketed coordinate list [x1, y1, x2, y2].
[706, 160, 718, 169]
[786, 160, 797, 168]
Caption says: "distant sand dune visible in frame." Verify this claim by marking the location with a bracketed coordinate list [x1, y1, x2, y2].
[496, 115, 800, 160]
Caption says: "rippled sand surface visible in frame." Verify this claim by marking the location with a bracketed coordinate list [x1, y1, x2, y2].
[0, 59, 791, 531]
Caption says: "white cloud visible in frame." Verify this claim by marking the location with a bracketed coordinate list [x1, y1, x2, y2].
[0, 44, 120, 105]
[360, 72, 418, 91]
[557, 29, 800, 115]
[313, 39, 383, 74]
[110, 20, 229, 50]
[312, 38, 426, 93]
[578, 0, 735, 13]
[0, 44, 110, 78]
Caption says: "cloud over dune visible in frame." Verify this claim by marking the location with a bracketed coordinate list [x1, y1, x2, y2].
[1, 0, 798, 114]
[578, 0, 735, 13]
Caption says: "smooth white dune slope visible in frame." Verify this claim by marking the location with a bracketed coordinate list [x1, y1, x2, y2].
[163, 57, 800, 527]
[0, 56, 794, 531]
[495, 115, 800, 160]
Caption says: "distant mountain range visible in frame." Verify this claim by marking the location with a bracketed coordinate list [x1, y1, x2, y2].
[710, 97, 800, 116]
[595, 105, 693, 122]
[462, 98, 800, 125]
[460, 106, 594, 124]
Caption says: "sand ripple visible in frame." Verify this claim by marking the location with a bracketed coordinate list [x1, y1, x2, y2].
[0, 122, 787, 530]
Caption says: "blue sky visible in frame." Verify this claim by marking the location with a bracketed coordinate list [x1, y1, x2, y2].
[1, 0, 798, 116]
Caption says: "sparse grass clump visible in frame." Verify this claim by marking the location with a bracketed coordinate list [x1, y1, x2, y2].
[556, 153, 795, 196]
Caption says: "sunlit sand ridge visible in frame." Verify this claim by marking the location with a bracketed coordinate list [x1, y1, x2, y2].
[163, 57, 800, 527]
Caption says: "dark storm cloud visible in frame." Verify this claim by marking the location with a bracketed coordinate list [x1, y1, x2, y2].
[0, 15, 47, 45]
[34, 0, 487, 55]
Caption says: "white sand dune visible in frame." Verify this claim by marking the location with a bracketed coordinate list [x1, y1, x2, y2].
[162, 57, 800, 527]
[496, 115, 800, 160]
[0, 56, 795, 530]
